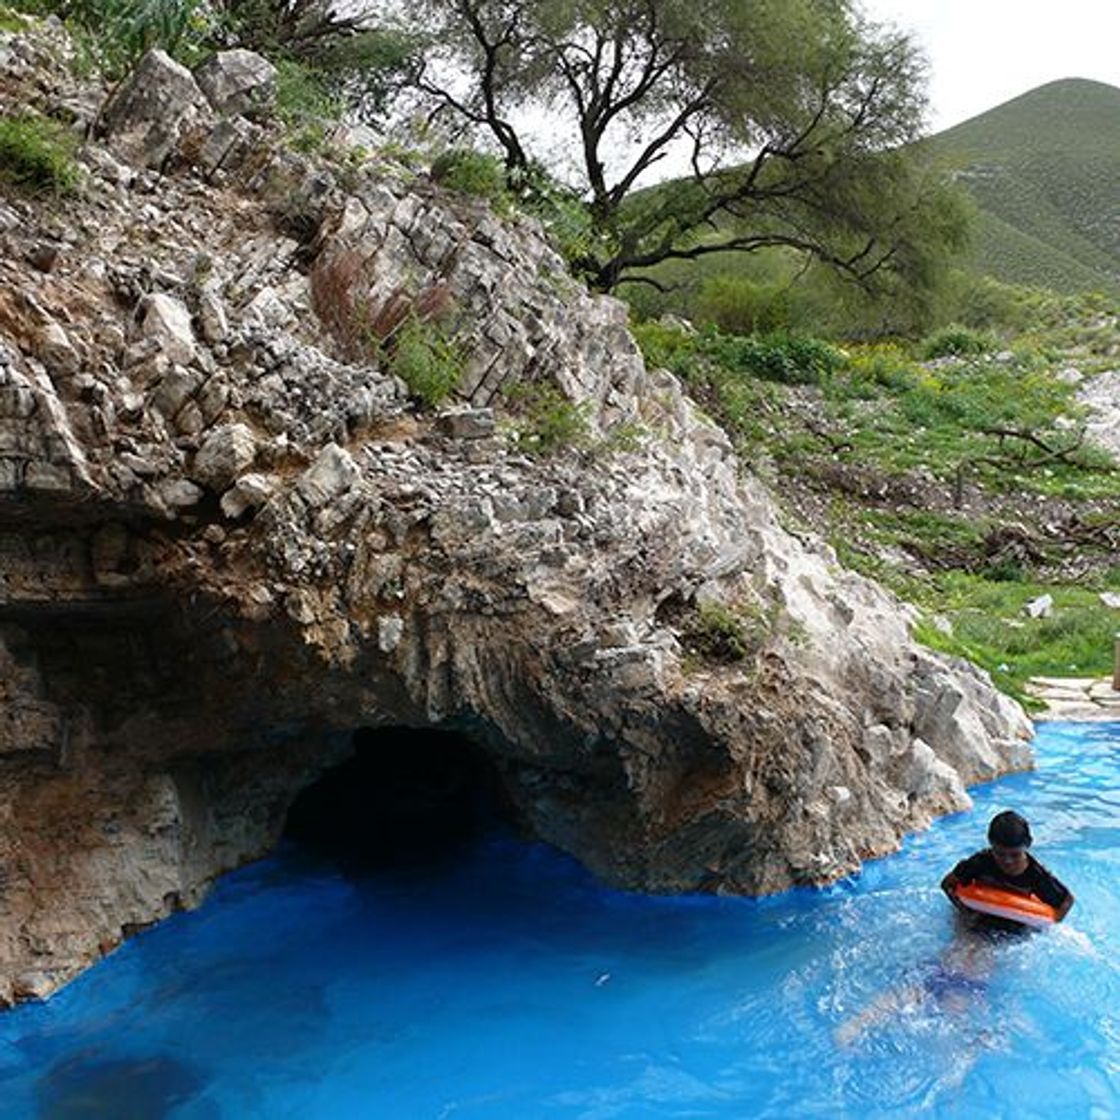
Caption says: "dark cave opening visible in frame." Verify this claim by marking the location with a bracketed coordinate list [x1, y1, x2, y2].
[283, 726, 514, 871]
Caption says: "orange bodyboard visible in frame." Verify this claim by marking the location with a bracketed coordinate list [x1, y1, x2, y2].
[954, 882, 1057, 928]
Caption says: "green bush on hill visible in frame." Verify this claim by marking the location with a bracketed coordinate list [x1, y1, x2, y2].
[0, 113, 80, 192]
[919, 323, 996, 359]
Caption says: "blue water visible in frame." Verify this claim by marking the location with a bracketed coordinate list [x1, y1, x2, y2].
[2, 721, 1119, 1119]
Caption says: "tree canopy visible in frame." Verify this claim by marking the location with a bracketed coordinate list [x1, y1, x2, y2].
[403, 0, 968, 293]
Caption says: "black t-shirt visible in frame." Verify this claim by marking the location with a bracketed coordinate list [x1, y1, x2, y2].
[951, 848, 1071, 931]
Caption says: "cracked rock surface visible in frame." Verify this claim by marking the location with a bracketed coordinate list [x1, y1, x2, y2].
[0, 26, 1032, 1004]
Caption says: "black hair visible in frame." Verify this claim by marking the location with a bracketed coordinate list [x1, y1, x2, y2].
[988, 809, 1031, 849]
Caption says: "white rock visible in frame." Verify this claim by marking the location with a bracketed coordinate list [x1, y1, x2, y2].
[296, 444, 360, 507]
[156, 477, 204, 508]
[1100, 592, 1120, 609]
[378, 615, 404, 652]
[194, 49, 277, 117]
[137, 294, 195, 365]
[219, 472, 277, 518]
[197, 285, 229, 344]
[192, 423, 257, 489]
[1024, 594, 1053, 619]
[37, 321, 80, 376]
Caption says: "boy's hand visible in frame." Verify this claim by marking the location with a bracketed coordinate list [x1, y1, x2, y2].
[941, 872, 968, 911]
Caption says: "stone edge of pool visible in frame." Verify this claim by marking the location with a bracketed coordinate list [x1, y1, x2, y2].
[1027, 676, 1120, 722]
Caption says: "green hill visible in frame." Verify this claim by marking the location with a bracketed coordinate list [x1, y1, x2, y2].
[926, 78, 1120, 293]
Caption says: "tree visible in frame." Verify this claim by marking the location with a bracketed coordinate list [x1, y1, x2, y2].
[403, 0, 968, 293]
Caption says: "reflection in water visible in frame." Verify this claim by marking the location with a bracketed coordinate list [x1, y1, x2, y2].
[38, 1052, 209, 1120]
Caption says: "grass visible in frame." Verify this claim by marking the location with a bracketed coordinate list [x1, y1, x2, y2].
[926, 78, 1120, 295]
[634, 312, 1120, 700]
[0, 113, 81, 193]
[910, 574, 1118, 702]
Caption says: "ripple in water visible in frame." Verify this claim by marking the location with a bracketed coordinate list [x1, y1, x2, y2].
[0, 721, 1117, 1118]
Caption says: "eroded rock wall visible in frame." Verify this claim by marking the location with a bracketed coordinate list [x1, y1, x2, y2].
[0, 28, 1032, 1003]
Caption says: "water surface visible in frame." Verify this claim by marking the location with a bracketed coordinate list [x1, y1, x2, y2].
[1, 721, 1117, 1118]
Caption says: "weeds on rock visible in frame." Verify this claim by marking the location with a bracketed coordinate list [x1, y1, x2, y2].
[682, 600, 775, 665]
[0, 113, 81, 193]
[309, 245, 463, 406]
[387, 316, 462, 407]
[503, 383, 592, 456]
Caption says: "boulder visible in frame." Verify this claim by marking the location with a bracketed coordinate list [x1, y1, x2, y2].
[136, 294, 196, 365]
[100, 49, 213, 169]
[194, 49, 278, 118]
[191, 423, 258, 489]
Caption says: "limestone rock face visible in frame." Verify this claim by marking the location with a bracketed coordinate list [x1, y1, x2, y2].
[193, 49, 277, 118]
[0, 23, 1033, 1005]
[99, 49, 213, 169]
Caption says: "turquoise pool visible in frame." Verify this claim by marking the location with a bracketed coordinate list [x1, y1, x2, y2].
[2, 720, 1117, 1118]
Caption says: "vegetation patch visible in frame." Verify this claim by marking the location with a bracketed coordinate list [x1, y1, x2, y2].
[0, 113, 80, 193]
[430, 149, 511, 210]
[682, 600, 775, 665]
[503, 383, 592, 456]
[274, 59, 342, 154]
[387, 317, 462, 408]
[919, 323, 996, 359]
[911, 574, 1118, 703]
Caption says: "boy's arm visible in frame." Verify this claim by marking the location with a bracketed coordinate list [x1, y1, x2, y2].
[941, 870, 968, 911]
[941, 853, 978, 908]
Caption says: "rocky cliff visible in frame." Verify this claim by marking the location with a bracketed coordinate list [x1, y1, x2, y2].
[0, 22, 1032, 1004]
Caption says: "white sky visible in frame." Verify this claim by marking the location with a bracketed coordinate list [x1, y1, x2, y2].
[860, 0, 1120, 131]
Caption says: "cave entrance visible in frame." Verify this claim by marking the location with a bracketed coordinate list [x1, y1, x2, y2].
[283, 726, 512, 871]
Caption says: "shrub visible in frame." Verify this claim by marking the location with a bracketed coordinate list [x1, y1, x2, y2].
[513, 163, 599, 273]
[388, 317, 462, 407]
[430, 149, 510, 208]
[274, 58, 341, 151]
[309, 246, 454, 360]
[683, 600, 773, 664]
[920, 323, 996, 360]
[505, 383, 592, 455]
[0, 113, 80, 193]
[700, 328, 844, 386]
[692, 275, 792, 336]
[39, 0, 212, 76]
[834, 343, 919, 399]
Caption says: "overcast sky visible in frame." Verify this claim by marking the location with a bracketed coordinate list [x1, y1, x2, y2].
[861, 0, 1120, 131]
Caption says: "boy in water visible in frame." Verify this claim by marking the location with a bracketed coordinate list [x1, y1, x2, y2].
[835, 809, 1073, 1045]
[941, 809, 1074, 931]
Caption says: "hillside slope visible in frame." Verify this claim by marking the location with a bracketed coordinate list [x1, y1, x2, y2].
[928, 78, 1120, 293]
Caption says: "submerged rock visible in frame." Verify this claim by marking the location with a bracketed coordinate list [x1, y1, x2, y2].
[0, 21, 1032, 1005]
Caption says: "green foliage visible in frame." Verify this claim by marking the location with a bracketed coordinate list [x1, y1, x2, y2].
[702, 330, 844, 387]
[409, 0, 951, 295]
[387, 317, 462, 407]
[430, 149, 510, 208]
[692, 275, 793, 336]
[504, 383, 592, 455]
[0, 113, 80, 193]
[511, 162, 601, 274]
[634, 322, 843, 389]
[39, 0, 212, 76]
[926, 78, 1120, 295]
[274, 58, 341, 150]
[911, 575, 1118, 700]
[683, 600, 773, 664]
[839, 344, 920, 396]
[0, 5, 30, 31]
[213, 1, 414, 120]
[919, 323, 996, 359]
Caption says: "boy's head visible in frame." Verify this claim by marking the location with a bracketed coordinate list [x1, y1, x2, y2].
[988, 810, 1031, 874]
